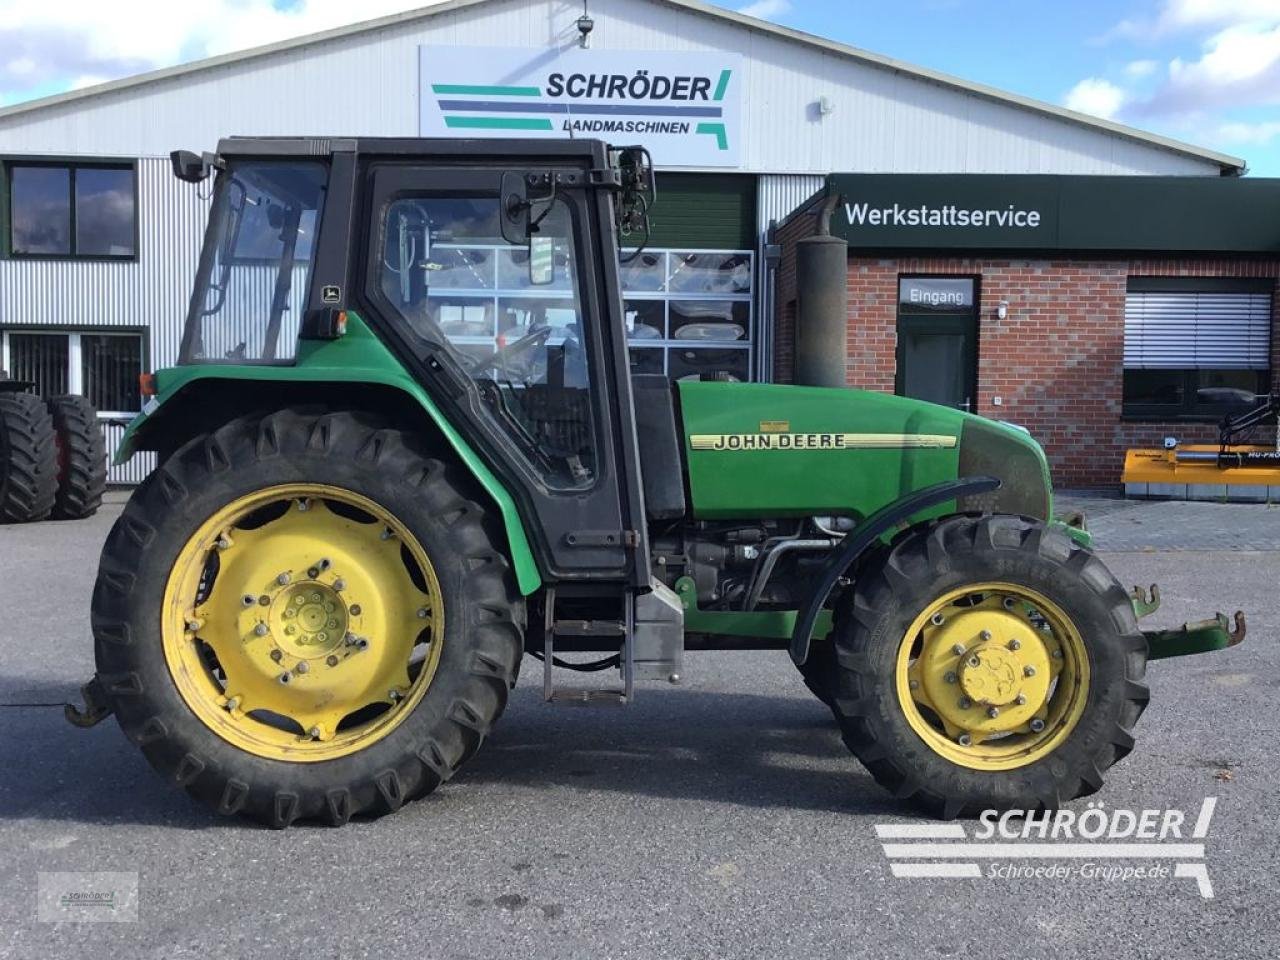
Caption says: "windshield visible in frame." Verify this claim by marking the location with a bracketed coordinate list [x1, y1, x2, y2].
[180, 160, 327, 364]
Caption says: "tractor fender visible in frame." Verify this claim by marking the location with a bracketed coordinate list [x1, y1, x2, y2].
[115, 364, 542, 595]
[789, 476, 1000, 666]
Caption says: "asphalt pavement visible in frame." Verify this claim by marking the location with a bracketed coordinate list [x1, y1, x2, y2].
[1, 492, 1277, 959]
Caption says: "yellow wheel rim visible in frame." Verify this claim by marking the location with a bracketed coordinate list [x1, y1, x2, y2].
[894, 582, 1090, 771]
[162, 483, 444, 762]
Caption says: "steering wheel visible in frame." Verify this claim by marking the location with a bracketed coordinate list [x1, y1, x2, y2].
[468, 324, 553, 378]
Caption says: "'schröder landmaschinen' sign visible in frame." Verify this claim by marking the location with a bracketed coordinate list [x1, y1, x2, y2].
[419, 46, 742, 168]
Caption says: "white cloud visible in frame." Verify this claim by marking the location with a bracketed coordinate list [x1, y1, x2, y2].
[737, 0, 792, 21]
[0, 1, 447, 99]
[1124, 59, 1158, 78]
[1136, 22, 1280, 115]
[1064, 77, 1126, 119]
[1157, 0, 1280, 32]
[1216, 119, 1280, 145]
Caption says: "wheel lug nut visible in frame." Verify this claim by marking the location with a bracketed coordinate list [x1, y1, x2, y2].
[959, 697, 972, 709]
[309, 726, 322, 739]
[224, 696, 239, 711]
[254, 623, 268, 637]
[944, 671, 958, 684]
[296, 661, 309, 674]
[388, 690, 401, 702]
[1008, 639, 1021, 651]
[908, 679, 919, 690]
[930, 613, 945, 626]
[259, 595, 271, 606]
[277, 572, 291, 586]
[307, 567, 319, 579]
[1015, 694, 1027, 705]
[1003, 597, 1016, 609]
[185, 618, 203, 632]
[979, 630, 992, 641]
[987, 706, 1000, 719]
[327, 619, 337, 628]
[270, 649, 283, 662]
[350, 604, 362, 616]
[333, 579, 346, 592]
[957, 733, 972, 746]
[216, 537, 231, 551]
[310, 592, 321, 602]
[297, 500, 309, 512]
[318, 558, 331, 571]
[417, 608, 429, 619]
[284, 625, 296, 635]
[1030, 718, 1046, 732]
[952, 644, 966, 656]
[967, 656, 980, 668]
[344, 632, 356, 646]
[241, 595, 255, 607]
[1052, 650, 1063, 660]
[326, 655, 339, 667]
[1024, 665, 1037, 677]
[380, 528, 392, 540]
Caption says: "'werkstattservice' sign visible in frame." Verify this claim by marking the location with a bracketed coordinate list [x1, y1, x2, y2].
[826, 174, 1280, 252]
[420, 46, 742, 168]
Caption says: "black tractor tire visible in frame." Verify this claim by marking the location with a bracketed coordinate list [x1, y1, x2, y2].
[91, 408, 526, 827]
[46, 394, 107, 519]
[831, 514, 1148, 819]
[797, 639, 837, 711]
[0, 391, 58, 523]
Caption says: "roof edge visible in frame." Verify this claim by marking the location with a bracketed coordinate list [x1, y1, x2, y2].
[0, 0, 1247, 174]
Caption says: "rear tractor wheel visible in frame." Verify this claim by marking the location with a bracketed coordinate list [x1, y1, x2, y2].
[46, 394, 107, 519]
[0, 390, 58, 523]
[91, 409, 524, 826]
[831, 515, 1148, 818]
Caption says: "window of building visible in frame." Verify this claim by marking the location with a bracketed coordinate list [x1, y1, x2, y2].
[1123, 278, 1273, 419]
[2, 330, 145, 415]
[5, 160, 136, 259]
[622, 249, 754, 381]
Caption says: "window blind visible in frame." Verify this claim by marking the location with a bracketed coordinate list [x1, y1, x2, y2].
[1124, 291, 1271, 369]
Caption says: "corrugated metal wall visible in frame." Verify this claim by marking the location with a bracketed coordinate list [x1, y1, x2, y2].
[755, 174, 824, 380]
[0, 157, 210, 482]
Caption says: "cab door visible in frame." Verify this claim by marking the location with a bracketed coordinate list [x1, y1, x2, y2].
[357, 162, 645, 582]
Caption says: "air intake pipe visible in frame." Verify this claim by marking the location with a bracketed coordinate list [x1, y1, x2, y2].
[794, 192, 848, 388]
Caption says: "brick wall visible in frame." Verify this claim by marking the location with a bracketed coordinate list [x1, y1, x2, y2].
[774, 252, 1280, 488]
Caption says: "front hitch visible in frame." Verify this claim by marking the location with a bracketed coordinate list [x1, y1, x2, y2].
[64, 676, 113, 729]
[1145, 611, 1247, 661]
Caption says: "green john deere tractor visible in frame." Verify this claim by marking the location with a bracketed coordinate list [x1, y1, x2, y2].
[69, 137, 1246, 827]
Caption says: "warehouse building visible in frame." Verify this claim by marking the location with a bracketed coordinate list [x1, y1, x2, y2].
[0, 0, 1274, 485]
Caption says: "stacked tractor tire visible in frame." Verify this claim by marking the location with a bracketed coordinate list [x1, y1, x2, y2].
[0, 384, 107, 522]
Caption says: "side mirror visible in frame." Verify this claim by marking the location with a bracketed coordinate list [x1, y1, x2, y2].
[499, 171, 530, 245]
[170, 149, 210, 184]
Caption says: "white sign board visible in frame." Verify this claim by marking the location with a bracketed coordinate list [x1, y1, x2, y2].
[419, 46, 742, 168]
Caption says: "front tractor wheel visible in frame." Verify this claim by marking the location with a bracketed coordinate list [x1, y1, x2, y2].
[832, 515, 1148, 818]
[91, 409, 524, 826]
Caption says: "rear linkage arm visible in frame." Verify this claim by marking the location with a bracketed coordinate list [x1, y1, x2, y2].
[1130, 582, 1248, 660]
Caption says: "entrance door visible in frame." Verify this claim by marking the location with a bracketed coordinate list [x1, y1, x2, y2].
[896, 277, 978, 412]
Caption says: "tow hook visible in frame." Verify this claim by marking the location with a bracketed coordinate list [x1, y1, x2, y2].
[64, 676, 113, 729]
[1131, 584, 1161, 619]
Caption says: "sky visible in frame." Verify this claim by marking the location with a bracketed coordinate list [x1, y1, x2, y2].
[0, 0, 1278, 174]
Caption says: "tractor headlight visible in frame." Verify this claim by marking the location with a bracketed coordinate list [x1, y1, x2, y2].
[956, 417, 1052, 521]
